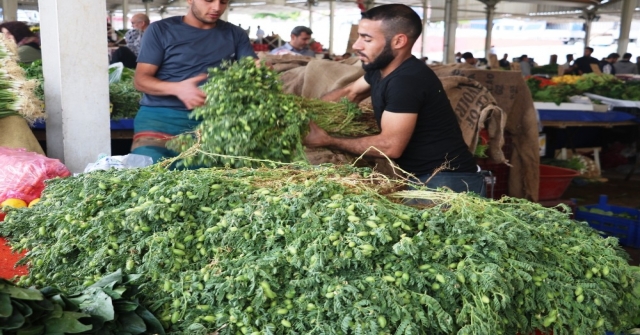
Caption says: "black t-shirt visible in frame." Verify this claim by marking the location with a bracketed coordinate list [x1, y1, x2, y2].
[364, 56, 477, 176]
[573, 56, 599, 74]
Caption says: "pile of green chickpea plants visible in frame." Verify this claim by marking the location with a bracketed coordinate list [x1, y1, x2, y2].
[2, 163, 639, 335]
[166, 57, 377, 168]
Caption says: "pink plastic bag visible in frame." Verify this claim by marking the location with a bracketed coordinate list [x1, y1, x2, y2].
[0, 147, 71, 204]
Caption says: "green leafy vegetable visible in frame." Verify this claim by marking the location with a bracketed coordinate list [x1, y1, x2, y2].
[2, 164, 639, 335]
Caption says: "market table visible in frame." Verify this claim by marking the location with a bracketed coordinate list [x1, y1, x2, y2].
[30, 118, 134, 141]
[538, 108, 640, 180]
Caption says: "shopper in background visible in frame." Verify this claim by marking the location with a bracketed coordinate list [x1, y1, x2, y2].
[613, 53, 637, 75]
[132, 0, 256, 164]
[0, 21, 41, 64]
[599, 53, 619, 75]
[304, 4, 483, 196]
[256, 25, 265, 44]
[461, 52, 489, 69]
[498, 53, 510, 70]
[559, 54, 574, 74]
[519, 55, 531, 76]
[269, 26, 315, 57]
[571, 47, 599, 75]
[125, 13, 150, 57]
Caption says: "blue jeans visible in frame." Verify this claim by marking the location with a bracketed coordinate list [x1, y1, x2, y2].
[414, 171, 487, 197]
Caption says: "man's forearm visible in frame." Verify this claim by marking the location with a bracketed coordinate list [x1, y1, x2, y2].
[321, 86, 353, 102]
[327, 135, 401, 159]
[134, 75, 179, 96]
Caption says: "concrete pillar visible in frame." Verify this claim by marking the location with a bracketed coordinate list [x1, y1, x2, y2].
[421, 0, 430, 58]
[483, 0, 498, 58]
[145, 2, 150, 17]
[443, 0, 458, 64]
[329, 0, 335, 54]
[122, 0, 129, 30]
[617, 0, 634, 54]
[581, 9, 597, 47]
[39, 0, 111, 173]
[1, 0, 17, 22]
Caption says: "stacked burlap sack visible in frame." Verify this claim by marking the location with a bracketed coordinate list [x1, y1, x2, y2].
[261, 54, 539, 200]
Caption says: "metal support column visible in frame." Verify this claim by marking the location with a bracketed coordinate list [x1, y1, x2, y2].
[617, 0, 634, 54]
[481, 0, 498, 58]
[1, 0, 18, 22]
[581, 9, 598, 47]
[329, 0, 335, 54]
[443, 0, 458, 64]
[122, 0, 129, 29]
[308, 1, 312, 30]
[421, 0, 430, 58]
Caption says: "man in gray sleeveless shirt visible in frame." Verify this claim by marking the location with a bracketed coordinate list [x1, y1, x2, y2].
[132, 0, 257, 163]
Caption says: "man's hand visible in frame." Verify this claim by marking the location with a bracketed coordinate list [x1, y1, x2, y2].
[303, 121, 331, 148]
[175, 73, 208, 110]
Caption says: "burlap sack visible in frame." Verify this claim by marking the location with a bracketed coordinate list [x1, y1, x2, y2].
[439, 76, 507, 165]
[0, 115, 45, 155]
[430, 67, 540, 201]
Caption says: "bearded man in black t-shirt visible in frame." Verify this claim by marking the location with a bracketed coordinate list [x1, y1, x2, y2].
[303, 4, 485, 196]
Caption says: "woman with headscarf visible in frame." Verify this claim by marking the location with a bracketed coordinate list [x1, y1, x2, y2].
[0, 21, 41, 64]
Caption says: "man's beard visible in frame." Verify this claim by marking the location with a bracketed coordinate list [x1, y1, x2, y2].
[361, 42, 395, 72]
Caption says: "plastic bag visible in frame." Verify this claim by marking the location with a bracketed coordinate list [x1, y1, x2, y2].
[83, 153, 153, 173]
[108, 62, 124, 84]
[0, 147, 71, 204]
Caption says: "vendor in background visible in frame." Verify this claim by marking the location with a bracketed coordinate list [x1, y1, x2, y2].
[303, 4, 483, 196]
[498, 53, 510, 70]
[559, 54, 574, 74]
[0, 21, 41, 64]
[599, 53, 619, 74]
[461, 52, 488, 69]
[132, 0, 257, 164]
[519, 54, 531, 76]
[613, 53, 637, 75]
[269, 26, 315, 57]
[125, 13, 150, 57]
[571, 47, 599, 75]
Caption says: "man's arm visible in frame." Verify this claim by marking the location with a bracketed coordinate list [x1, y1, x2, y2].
[134, 63, 208, 110]
[321, 76, 371, 103]
[304, 111, 417, 159]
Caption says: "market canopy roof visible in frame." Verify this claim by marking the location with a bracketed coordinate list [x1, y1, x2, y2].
[10, 0, 637, 22]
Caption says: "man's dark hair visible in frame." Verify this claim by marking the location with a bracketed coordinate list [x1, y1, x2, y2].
[623, 53, 632, 60]
[520, 54, 528, 59]
[291, 26, 313, 36]
[585, 47, 594, 53]
[0, 21, 36, 45]
[361, 4, 422, 43]
[461, 52, 474, 59]
[566, 54, 574, 60]
[607, 53, 620, 59]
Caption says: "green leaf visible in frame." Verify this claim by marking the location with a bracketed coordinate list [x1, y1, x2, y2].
[44, 311, 92, 333]
[116, 311, 146, 334]
[17, 324, 45, 335]
[13, 299, 34, 318]
[113, 300, 138, 313]
[0, 283, 43, 301]
[0, 303, 26, 330]
[89, 269, 123, 290]
[135, 305, 165, 335]
[0, 293, 12, 317]
[68, 288, 114, 322]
